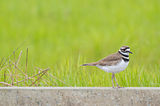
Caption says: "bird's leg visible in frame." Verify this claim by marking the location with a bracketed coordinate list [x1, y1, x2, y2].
[113, 74, 122, 88]
[112, 73, 114, 88]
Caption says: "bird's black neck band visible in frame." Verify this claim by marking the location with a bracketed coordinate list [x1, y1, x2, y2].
[118, 51, 129, 57]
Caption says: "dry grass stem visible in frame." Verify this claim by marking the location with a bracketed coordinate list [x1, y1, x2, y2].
[16, 51, 23, 65]
[16, 51, 23, 86]
[1, 65, 12, 70]
[9, 60, 14, 85]
[41, 78, 50, 86]
[13, 68, 50, 84]
[0, 82, 15, 87]
[46, 72, 71, 87]
[24, 47, 28, 86]
[0, 47, 70, 87]
[0, 58, 4, 67]
[4, 70, 6, 82]
[0, 36, 30, 69]
[10, 60, 37, 86]
[35, 67, 71, 86]
[10, 60, 28, 77]
[29, 68, 49, 86]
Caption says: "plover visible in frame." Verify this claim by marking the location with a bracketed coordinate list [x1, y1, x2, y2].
[81, 46, 132, 88]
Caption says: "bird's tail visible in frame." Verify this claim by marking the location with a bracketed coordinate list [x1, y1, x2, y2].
[80, 62, 97, 66]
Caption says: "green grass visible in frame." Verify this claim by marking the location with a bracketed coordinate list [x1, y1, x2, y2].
[0, 0, 160, 87]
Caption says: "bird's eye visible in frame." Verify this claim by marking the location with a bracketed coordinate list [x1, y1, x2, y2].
[124, 49, 126, 51]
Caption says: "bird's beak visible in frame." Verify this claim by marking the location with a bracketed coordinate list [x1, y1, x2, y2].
[129, 51, 132, 54]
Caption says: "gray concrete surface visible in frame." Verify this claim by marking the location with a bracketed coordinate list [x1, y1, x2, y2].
[0, 87, 160, 106]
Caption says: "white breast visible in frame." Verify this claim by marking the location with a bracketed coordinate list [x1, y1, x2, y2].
[96, 59, 129, 73]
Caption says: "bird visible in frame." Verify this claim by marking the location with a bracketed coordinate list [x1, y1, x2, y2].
[81, 46, 132, 88]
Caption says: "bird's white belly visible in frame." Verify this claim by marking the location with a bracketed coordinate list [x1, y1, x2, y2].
[96, 59, 129, 73]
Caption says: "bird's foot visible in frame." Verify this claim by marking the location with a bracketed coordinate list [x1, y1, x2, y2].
[117, 86, 124, 88]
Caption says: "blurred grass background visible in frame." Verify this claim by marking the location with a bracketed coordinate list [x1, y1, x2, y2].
[0, 0, 160, 87]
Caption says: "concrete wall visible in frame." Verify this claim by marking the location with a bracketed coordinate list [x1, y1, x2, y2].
[0, 87, 160, 106]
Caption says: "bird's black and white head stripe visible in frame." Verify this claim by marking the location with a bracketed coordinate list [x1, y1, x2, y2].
[119, 46, 132, 62]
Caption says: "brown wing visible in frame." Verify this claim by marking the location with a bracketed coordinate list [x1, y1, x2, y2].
[97, 52, 122, 66]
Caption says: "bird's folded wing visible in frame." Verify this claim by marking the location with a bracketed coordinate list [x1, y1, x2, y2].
[98, 53, 122, 66]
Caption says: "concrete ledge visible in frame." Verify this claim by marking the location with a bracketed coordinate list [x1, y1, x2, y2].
[0, 87, 160, 106]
